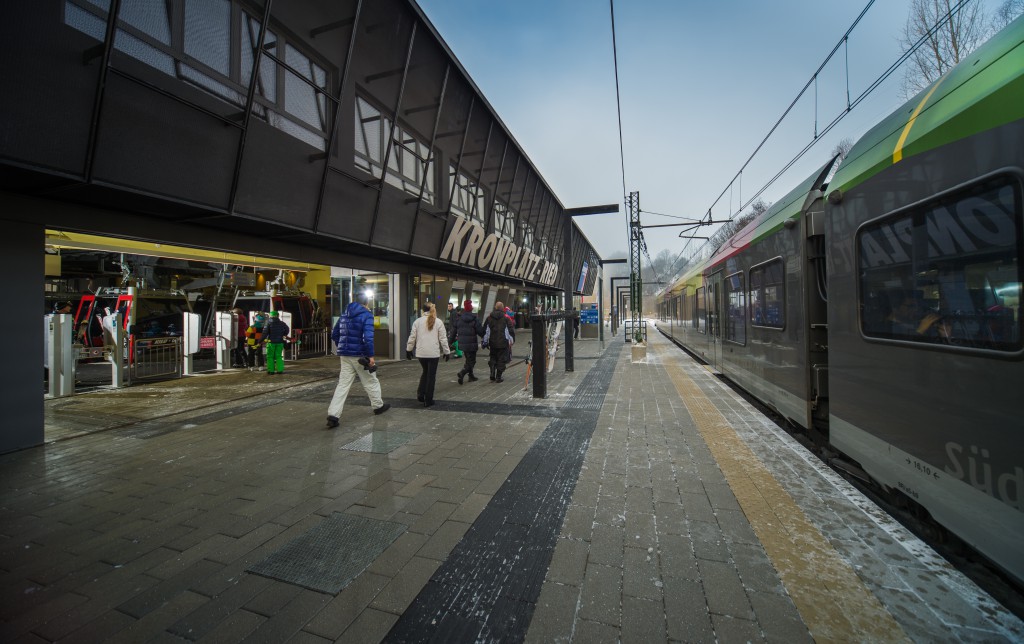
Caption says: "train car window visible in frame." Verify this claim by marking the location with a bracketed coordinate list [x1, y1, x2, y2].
[858, 176, 1022, 352]
[695, 287, 706, 333]
[725, 272, 746, 345]
[749, 259, 785, 329]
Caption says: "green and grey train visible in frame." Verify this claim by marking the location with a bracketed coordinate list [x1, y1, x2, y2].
[656, 16, 1024, 585]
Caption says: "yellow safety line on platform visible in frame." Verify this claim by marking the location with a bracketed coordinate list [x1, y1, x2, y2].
[657, 344, 909, 643]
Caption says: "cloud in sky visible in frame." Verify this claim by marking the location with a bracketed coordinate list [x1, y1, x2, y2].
[416, 0, 1002, 261]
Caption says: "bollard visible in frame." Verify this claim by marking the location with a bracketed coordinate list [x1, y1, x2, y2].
[531, 314, 547, 398]
[565, 310, 575, 372]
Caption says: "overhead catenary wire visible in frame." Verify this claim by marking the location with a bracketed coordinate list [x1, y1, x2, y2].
[608, 0, 627, 202]
[665, 0, 976, 277]
[608, 0, 662, 287]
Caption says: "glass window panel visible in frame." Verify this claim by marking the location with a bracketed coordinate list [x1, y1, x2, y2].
[750, 259, 784, 328]
[113, 28, 174, 74]
[695, 287, 705, 332]
[184, 0, 230, 75]
[284, 44, 327, 130]
[179, 64, 244, 105]
[275, 116, 326, 151]
[859, 178, 1021, 351]
[65, 2, 107, 40]
[241, 16, 276, 102]
[726, 271, 746, 344]
[119, 0, 170, 44]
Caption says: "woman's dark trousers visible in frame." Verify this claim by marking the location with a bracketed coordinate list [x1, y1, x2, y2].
[418, 357, 440, 404]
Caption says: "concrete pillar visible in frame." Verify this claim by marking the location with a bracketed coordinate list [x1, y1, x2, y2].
[3, 219, 44, 452]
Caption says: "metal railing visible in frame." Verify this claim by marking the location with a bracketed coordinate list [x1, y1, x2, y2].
[287, 327, 331, 360]
[129, 336, 183, 383]
[623, 318, 648, 343]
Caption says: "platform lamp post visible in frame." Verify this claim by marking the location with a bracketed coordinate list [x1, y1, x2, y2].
[599, 259, 627, 341]
[610, 276, 630, 336]
[563, 204, 619, 371]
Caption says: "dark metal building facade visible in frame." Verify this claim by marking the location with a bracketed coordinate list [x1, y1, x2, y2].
[0, 0, 601, 452]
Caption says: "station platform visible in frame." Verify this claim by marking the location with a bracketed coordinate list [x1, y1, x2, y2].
[3, 327, 1023, 642]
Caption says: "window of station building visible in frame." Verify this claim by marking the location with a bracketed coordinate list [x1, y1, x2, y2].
[538, 238, 548, 257]
[522, 223, 534, 250]
[354, 96, 435, 204]
[64, 0, 331, 151]
[449, 166, 486, 224]
[725, 271, 746, 345]
[749, 258, 784, 329]
[493, 202, 516, 240]
[858, 176, 1022, 352]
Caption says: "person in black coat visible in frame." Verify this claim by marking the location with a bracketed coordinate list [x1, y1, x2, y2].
[450, 300, 484, 385]
[483, 301, 515, 383]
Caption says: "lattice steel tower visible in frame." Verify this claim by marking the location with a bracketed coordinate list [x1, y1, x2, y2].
[627, 191, 642, 340]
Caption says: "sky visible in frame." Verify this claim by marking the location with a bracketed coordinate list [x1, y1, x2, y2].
[414, 0, 1009, 268]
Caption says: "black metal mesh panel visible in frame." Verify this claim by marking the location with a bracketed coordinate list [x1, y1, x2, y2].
[234, 121, 325, 229]
[93, 73, 238, 210]
[319, 170, 378, 243]
[0, 5, 97, 176]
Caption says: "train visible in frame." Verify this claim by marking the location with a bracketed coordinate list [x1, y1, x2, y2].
[655, 16, 1023, 586]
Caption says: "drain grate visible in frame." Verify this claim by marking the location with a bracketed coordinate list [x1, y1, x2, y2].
[248, 513, 406, 594]
[341, 431, 416, 453]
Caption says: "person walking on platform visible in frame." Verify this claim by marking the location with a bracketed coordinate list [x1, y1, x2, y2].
[407, 303, 451, 407]
[503, 306, 516, 362]
[262, 310, 289, 375]
[245, 312, 266, 371]
[450, 300, 483, 385]
[445, 301, 456, 337]
[483, 301, 515, 383]
[326, 292, 389, 428]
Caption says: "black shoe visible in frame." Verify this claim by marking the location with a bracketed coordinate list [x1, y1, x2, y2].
[495, 377, 503, 383]
[326, 416, 339, 429]
[468, 374, 478, 382]
[373, 403, 391, 416]
[417, 394, 425, 402]
[423, 401, 435, 408]
[458, 373, 464, 385]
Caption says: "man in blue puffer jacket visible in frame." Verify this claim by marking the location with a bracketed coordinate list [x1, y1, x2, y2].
[326, 293, 390, 428]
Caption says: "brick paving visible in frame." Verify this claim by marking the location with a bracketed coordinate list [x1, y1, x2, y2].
[1, 328, 1022, 642]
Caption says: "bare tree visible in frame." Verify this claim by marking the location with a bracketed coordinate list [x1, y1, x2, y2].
[992, 0, 1024, 30]
[707, 199, 770, 251]
[901, 0, 986, 97]
[830, 137, 854, 163]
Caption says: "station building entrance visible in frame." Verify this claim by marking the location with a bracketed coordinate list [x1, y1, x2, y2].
[41, 229, 564, 401]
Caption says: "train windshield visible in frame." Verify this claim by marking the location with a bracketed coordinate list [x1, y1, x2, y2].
[858, 176, 1022, 352]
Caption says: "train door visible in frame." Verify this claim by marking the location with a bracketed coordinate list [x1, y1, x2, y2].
[707, 270, 724, 369]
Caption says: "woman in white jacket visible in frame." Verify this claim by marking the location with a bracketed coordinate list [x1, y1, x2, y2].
[406, 302, 451, 407]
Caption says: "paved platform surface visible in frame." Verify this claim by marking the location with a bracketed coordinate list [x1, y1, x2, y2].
[3, 327, 1023, 642]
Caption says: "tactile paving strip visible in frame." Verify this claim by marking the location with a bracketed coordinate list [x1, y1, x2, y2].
[340, 431, 416, 453]
[248, 513, 406, 594]
[387, 344, 621, 642]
